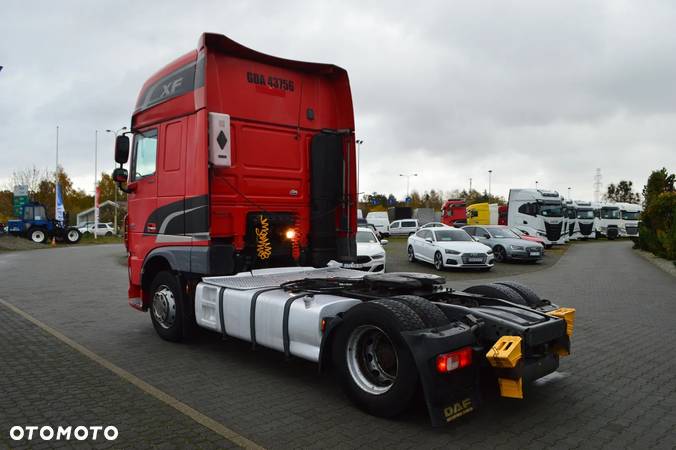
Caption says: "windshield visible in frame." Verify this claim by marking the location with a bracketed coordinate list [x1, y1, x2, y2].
[488, 227, 519, 239]
[356, 231, 378, 243]
[537, 202, 563, 217]
[33, 206, 47, 220]
[567, 208, 576, 219]
[622, 211, 640, 220]
[577, 209, 594, 219]
[434, 229, 473, 242]
[601, 208, 620, 219]
[510, 228, 524, 236]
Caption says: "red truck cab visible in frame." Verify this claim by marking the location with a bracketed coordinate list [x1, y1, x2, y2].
[114, 33, 357, 310]
[441, 199, 467, 226]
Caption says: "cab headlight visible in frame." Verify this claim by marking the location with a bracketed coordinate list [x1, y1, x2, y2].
[445, 249, 461, 255]
[372, 253, 385, 259]
[510, 245, 525, 251]
[486, 250, 493, 255]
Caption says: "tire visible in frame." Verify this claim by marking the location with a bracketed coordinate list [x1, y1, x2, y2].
[463, 283, 527, 306]
[407, 245, 416, 262]
[494, 281, 542, 308]
[28, 228, 47, 244]
[65, 228, 81, 244]
[333, 299, 424, 418]
[105, 231, 113, 237]
[149, 271, 184, 342]
[433, 251, 444, 271]
[494, 246, 507, 262]
[389, 295, 449, 328]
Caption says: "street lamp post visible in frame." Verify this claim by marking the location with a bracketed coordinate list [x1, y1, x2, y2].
[488, 170, 493, 197]
[399, 173, 418, 199]
[535, 180, 539, 189]
[94, 130, 98, 239]
[105, 127, 128, 234]
[567, 187, 572, 200]
[469, 177, 472, 193]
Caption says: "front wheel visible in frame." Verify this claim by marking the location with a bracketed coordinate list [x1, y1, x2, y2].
[149, 271, 185, 342]
[29, 228, 47, 244]
[433, 252, 444, 271]
[494, 246, 507, 262]
[333, 299, 424, 418]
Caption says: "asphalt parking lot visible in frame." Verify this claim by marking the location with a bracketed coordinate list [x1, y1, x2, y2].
[1, 241, 675, 449]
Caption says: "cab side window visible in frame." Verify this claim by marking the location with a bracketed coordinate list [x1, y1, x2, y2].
[390, 221, 400, 229]
[519, 203, 536, 216]
[131, 129, 158, 181]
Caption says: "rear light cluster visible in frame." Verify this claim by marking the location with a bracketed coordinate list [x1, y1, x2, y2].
[436, 347, 472, 373]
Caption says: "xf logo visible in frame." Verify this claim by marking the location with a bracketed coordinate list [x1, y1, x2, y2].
[160, 78, 183, 98]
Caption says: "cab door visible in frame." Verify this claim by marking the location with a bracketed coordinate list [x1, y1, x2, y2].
[127, 128, 158, 286]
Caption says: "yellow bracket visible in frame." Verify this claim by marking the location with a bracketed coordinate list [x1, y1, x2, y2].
[498, 377, 523, 399]
[485, 336, 522, 369]
[547, 307, 576, 337]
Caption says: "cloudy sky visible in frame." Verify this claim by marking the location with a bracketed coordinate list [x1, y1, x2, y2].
[2, 0, 675, 201]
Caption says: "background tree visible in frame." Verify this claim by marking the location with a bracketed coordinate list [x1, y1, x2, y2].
[604, 180, 641, 203]
[639, 168, 676, 260]
[642, 168, 674, 208]
[0, 190, 12, 223]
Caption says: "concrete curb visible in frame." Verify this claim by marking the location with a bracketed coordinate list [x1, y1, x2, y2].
[634, 248, 676, 278]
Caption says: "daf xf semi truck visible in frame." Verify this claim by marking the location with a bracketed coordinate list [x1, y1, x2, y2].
[111, 33, 575, 426]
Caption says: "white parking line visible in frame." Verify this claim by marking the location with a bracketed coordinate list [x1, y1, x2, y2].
[0, 298, 265, 450]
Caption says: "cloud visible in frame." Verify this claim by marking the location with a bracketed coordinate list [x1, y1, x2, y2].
[1, 0, 675, 202]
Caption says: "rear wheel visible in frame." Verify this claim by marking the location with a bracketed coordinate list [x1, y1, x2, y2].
[389, 295, 449, 328]
[494, 281, 542, 307]
[463, 283, 527, 306]
[149, 271, 184, 342]
[28, 228, 47, 244]
[333, 299, 424, 418]
[407, 245, 416, 262]
[65, 228, 81, 244]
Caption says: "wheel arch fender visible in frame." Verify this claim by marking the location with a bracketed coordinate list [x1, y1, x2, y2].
[318, 315, 345, 373]
[141, 247, 190, 305]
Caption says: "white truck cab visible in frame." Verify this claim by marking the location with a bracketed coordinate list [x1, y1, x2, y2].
[572, 201, 595, 239]
[508, 189, 566, 246]
[618, 203, 641, 237]
[593, 202, 621, 240]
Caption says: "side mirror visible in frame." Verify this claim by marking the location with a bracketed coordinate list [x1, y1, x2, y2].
[425, 238, 433, 243]
[380, 239, 388, 246]
[112, 167, 128, 183]
[115, 135, 130, 164]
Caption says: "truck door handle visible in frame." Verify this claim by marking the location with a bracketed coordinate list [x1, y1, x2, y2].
[523, 220, 528, 224]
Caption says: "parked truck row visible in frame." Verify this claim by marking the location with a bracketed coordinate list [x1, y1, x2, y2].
[364, 190, 640, 244]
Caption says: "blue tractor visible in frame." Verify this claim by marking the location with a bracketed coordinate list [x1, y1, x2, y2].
[6, 202, 81, 244]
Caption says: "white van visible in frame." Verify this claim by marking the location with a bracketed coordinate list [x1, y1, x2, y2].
[366, 211, 390, 236]
[388, 219, 419, 236]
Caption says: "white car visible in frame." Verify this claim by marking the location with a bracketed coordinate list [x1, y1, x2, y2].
[419, 222, 450, 229]
[79, 222, 116, 237]
[342, 227, 387, 273]
[388, 219, 419, 236]
[407, 227, 494, 271]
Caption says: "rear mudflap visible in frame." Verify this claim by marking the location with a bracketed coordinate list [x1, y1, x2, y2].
[400, 324, 483, 426]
